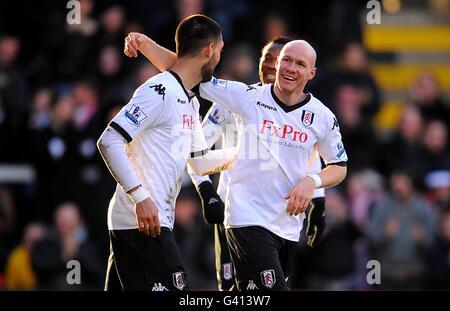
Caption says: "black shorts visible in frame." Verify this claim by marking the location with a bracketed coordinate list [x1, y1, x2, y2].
[104, 228, 189, 291]
[226, 226, 297, 291]
[214, 223, 237, 291]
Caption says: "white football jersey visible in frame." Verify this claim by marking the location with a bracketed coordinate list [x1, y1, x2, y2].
[189, 102, 326, 199]
[199, 78, 348, 241]
[107, 71, 207, 230]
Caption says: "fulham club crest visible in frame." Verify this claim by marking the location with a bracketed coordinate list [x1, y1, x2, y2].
[172, 272, 186, 290]
[223, 263, 233, 281]
[260, 269, 276, 288]
[301, 110, 314, 127]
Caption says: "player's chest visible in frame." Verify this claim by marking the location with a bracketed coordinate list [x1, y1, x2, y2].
[249, 102, 319, 147]
[165, 94, 198, 131]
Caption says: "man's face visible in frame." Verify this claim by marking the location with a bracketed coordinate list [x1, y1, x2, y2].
[201, 36, 224, 82]
[275, 43, 316, 94]
[259, 42, 283, 85]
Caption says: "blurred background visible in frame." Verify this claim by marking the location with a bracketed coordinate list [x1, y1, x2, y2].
[0, 0, 449, 290]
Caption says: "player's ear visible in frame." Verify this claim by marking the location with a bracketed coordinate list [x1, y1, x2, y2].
[308, 67, 317, 80]
[203, 42, 214, 59]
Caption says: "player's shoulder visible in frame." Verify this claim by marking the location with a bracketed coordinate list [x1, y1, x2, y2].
[207, 76, 265, 93]
[135, 71, 181, 99]
[142, 71, 174, 87]
[307, 93, 335, 117]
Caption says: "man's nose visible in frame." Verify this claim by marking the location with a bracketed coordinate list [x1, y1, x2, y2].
[286, 62, 297, 72]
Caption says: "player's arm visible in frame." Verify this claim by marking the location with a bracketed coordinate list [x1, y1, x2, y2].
[188, 113, 237, 177]
[124, 32, 176, 72]
[124, 32, 255, 117]
[187, 103, 234, 224]
[97, 85, 167, 237]
[286, 112, 348, 216]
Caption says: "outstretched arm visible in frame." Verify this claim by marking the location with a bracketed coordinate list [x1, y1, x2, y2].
[124, 32, 176, 71]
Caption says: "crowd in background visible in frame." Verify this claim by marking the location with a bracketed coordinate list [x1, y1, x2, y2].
[0, 0, 449, 290]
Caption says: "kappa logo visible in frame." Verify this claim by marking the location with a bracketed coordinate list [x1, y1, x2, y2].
[260, 269, 276, 288]
[246, 85, 257, 92]
[222, 263, 233, 281]
[256, 101, 277, 112]
[332, 117, 340, 130]
[152, 282, 169, 291]
[149, 84, 166, 100]
[172, 272, 186, 290]
[125, 105, 147, 126]
[246, 280, 259, 290]
[301, 110, 315, 127]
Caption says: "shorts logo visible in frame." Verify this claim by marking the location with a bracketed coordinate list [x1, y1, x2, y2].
[211, 77, 228, 88]
[260, 269, 276, 288]
[125, 104, 147, 126]
[208, 108, 224, 125]
[151, 282, 169, 291]
[246, 280, 259, 290]
[301, 110, 314, 127]
[172, 272, 186, 290]
[222, 263, 233, 281]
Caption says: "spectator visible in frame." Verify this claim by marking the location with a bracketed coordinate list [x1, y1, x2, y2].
[409, 73, 450, 127]
[369, 170, 436, 289]
[376, 105, 424, 179]
[4, 223, 47, 290]
[425, 170, 450, 213]
[31, 202, 103, 290]
[0, 35, 28, 162]
[424, 210, 450, 289]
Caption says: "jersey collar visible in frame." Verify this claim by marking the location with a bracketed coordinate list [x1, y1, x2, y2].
[169, 70, 196, 102]
[270, 85, 311, 113]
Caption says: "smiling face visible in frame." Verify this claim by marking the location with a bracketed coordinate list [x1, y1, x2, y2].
[275, 40, 317, 95]
[259, 42, 284, 85]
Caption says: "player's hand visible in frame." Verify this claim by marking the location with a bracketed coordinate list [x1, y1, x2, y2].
[124, 32, 148, 58]
[285, 177, 316, 216]
[303, 198, 326, 248]
[135, 198, 161, 237]
[198, 181, 224, 224]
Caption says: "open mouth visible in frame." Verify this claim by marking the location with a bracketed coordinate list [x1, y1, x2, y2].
[283, 75, 296, 82]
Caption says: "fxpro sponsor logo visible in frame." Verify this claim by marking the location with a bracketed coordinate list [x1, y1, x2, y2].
[260, 119, 308, 143]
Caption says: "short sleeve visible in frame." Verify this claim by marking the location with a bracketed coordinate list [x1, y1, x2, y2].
[317, 111, 348, 166]
[199, 77, 257, 118]
[109, 82, 167, 142]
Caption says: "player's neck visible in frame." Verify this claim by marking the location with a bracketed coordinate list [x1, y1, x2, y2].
[170, 59, 202, 90]
[273, 84, 307, 106]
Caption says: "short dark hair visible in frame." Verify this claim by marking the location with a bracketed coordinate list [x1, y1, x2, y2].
[175, 14, 222, 57]
[269, 36, 292, 46]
